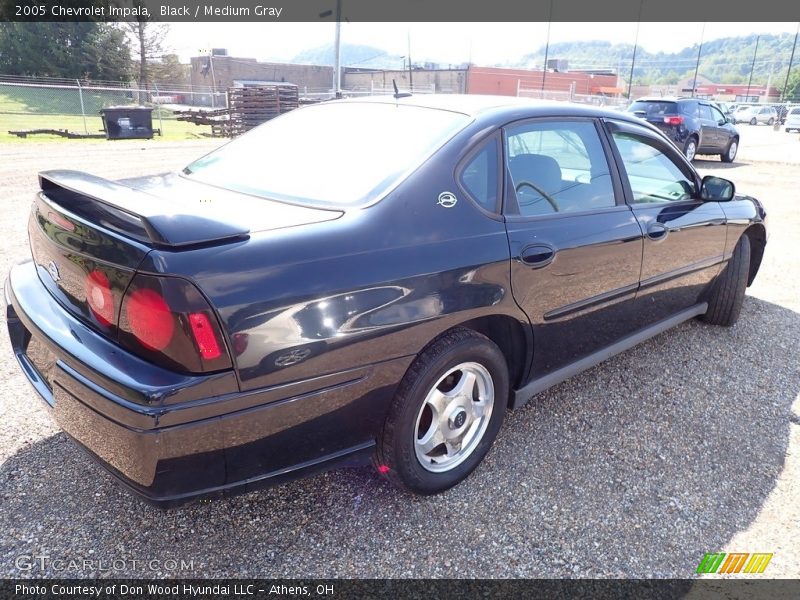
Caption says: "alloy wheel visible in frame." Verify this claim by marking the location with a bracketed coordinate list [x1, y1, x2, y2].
[413, 362, 495, 473]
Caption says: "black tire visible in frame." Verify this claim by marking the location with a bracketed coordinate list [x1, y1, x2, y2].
[702, 235, 751, 326]
[768, 117, 775, 126]
[750, 117, 757, 125]
[721, 138, 738, 163]
[683, 137, 698, 161]
[374, 327, 508, 495]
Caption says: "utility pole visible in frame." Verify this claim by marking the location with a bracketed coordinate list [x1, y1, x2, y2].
[407, 30, 413, 91]
[333, 0, 342, 98]
[541, 0, 553, 93]
[627, 0, 644, 100]
[691, 22, 706, 98]
[781, 22, 799, 101]
[746, 35, 760, 102]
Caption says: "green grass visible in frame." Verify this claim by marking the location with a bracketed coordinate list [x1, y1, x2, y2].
[0, 84, 213, 142]
[0, 112, 212, 143]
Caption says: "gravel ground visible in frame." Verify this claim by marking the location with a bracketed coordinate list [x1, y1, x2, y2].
[0, 132, 797, 579]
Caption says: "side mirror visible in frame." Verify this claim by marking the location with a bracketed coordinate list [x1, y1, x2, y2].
[700, 175, 735, 202]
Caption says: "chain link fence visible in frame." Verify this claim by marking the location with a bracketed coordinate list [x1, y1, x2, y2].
[516, 84, 630, 109]
[0, 75, 227, 138]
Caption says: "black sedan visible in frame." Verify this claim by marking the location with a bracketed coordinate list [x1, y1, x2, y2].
[5, 95, 767, 505]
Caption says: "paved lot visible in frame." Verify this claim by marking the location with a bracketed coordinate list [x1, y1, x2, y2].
[0, 132, 798, 579]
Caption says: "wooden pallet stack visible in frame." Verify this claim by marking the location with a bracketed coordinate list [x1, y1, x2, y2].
[226, 84, 299, 135]
[173, 107, 233, 137]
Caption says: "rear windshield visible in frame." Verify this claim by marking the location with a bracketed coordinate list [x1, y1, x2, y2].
[791, 108, 800, 115]
[183, 102, 472, 208]
[628, 101, 678, 117]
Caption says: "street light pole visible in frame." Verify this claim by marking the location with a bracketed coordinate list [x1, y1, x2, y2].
[781, 22, 799, 102]
[691, 22, 706, 98]
[746, 35, 760, 102]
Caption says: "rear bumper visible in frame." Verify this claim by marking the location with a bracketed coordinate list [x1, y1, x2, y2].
[5, 261, 410, 506]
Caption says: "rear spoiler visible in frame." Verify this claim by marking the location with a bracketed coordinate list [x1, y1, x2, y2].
[38, 170, 249, 248]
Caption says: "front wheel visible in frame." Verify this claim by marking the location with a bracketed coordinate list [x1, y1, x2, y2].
[702, 235, 750, 326]
[750, 117, 758, 125]
[374, 328, 508, 495]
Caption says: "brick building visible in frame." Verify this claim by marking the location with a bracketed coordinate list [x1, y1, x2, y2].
[189, 54, 334, 93]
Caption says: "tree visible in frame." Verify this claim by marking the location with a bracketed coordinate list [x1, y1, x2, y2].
[784, 67, 800, 102]
[123, 21, 169, 89]
[86, 25, 133, 82]
[149, 54, 190, 88]
[0, 23, 132, 81]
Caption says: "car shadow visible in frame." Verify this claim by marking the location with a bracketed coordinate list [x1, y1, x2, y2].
[1, 297, 797, 578]
[693, 158, 751, 170]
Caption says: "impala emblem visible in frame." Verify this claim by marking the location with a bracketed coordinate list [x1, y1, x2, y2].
[437, 191, 458, 208]
[47, 261, 60, 282]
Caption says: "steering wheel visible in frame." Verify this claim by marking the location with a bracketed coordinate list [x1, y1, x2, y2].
[515, 181, 560, 212]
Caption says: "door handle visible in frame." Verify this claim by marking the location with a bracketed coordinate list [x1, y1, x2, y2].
[646, 223, 669, 241]
[520, 244, 556, 268]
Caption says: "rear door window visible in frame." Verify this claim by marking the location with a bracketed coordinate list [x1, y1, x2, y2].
[680, 101, 699, 117]
[504, 120, 616, 216]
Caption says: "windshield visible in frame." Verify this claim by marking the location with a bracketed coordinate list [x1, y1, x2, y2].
[628, 101, 678, 117]
[183, 102, 472, 207]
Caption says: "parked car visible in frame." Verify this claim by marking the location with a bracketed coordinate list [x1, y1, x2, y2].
[733, 105, 778, 125]
[713, 101, 736, 123]
[627, 97, 740, 162]
[731, 105, 752, 123]
[5, 95, 767, 505]
[785, 107, 800, 132]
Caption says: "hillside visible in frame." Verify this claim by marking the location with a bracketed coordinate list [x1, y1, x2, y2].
[292, 33, 798, 88]
[291, 43, 404, 70]
[516, 33, 798, 86]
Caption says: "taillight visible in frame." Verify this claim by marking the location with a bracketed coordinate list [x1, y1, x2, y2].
[663, 116, 684, 126]
[85, 269, 114, 326]
[118, 273, 232, 373]
[188, 313, 222, 360]
[124, 288, 174, 351]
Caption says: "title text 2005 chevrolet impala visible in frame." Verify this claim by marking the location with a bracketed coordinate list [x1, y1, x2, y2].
[5, 96, 766, 504]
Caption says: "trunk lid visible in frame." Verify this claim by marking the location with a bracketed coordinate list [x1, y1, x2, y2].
[30, 170, 343, 336]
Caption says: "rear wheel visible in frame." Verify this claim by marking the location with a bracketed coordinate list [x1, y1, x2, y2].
[374, 328, 508, 495]
[750, 117, 757, 125]
[683, 137, 698, 161]
[702, 235, 750, 326]
[721, 138, 738, 163]
[768, 117, 775, 126]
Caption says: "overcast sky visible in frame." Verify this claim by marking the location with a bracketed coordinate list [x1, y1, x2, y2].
[167, 22, 800, 65]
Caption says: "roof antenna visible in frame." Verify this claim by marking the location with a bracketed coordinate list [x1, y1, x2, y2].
[392, 78, 412, 99]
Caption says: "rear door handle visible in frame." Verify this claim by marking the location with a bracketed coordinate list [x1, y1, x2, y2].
[646, 223, 669, 241]
[520, 244, 556, 268]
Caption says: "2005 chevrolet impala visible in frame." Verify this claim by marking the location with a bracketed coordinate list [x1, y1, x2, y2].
[5, 95, 767, 505]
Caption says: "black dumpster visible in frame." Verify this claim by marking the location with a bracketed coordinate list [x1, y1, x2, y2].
[100, 106, 155, 140]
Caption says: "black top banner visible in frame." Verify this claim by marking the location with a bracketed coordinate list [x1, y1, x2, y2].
[2, 0, 800, 22]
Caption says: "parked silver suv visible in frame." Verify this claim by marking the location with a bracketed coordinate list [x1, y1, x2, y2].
[733, 105, 778, 125]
